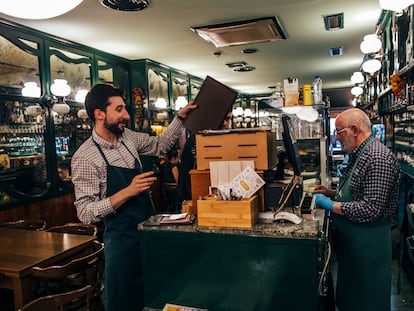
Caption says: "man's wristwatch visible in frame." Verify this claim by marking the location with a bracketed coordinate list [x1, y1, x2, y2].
[177, 114, 185, 121]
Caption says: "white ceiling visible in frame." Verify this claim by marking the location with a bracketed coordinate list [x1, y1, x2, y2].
[0, 0, 383, 97]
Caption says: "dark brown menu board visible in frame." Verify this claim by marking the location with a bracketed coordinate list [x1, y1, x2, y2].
[183, 75, 238, 133]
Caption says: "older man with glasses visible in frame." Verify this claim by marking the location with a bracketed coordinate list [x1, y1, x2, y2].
[313, 108, 400, 311]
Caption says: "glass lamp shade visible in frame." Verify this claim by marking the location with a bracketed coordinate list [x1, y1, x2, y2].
[351, 86, 364, 96]
[379, 0, 414, 13]
[51, 79, 71, 97]
[351, 72, 364, 84]
[280, 106, 302, 115]
[22, 82, 41, 97]
[360, 34, 382, 54]
[0, 0, 84, 20]
[362, 59, 382, 74]
[296, 107, 319, 122]
[75, 89, 88, 103]
[154, 98, 168, 109]
[52, 103, 71, 115]
[232, 107, 244, 117]
[244, 108, 253, 117]
[174, 96, 188, 111]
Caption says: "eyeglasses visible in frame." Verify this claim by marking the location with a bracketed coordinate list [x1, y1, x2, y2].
[336, 127, 349, 135]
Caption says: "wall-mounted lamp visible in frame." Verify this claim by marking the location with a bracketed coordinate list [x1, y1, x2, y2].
[50, 79, 71, 115]
[360, 34, 382, 54]
[154, 98, 168, 109]
[0, 0, 84, 20]
[380, 0, 414, 15]
[351, 72, 364, 84]
[75, 89, 88, 103]
[174, 96, 188, 111]
[351, 86, 364, 96]
[362, 59, 382, 74]
[232, 106, 244, 117]
[22, 82, 41, 97]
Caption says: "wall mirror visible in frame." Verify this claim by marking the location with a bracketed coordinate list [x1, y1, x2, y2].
[171, 73, 189, 110]
[147, 67, 169, 108]
[97, 59, 114, 84]
[0, 34, 40, 95]
[49, 47, 92, 100]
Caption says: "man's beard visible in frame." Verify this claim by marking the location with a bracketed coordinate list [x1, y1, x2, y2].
[104, 120, 127, 136]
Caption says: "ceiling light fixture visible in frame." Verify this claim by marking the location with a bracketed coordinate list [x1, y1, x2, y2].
[100, 0, 150, 11]
[191, 16, 287, 48]
[0, 0, 84, 20]
[379, 0, 414, 15]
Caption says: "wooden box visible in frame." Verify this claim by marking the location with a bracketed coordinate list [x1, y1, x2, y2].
[197, 195, 259, 229]
[195, 130, 276, 170]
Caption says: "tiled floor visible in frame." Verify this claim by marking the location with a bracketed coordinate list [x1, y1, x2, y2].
[391, 259, 414, 311]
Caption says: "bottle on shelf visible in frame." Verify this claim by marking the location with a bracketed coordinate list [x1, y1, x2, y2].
[312, 75, 323, 105]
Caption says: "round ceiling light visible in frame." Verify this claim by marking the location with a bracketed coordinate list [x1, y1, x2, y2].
[351, 72, 364, 84]
[100, 0, 150, 11]
[0, 0, 84, 20]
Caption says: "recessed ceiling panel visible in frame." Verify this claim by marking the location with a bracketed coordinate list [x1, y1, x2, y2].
[191, 16, 287, 48]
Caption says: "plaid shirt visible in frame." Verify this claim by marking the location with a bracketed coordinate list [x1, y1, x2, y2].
[340, 137, 400, 223]
[72, 118, 184, 224]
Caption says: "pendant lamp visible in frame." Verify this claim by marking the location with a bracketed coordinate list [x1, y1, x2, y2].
[379, 0, 414, 15]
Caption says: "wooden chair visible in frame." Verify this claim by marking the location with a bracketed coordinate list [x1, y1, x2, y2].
[47, 223, 98, 236]
[31, 240, 104, 301]
[18, 285, 92, 311]
[0, 219, 46, 231]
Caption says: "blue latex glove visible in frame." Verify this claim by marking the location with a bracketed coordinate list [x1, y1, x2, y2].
[313, 193, 334, 211]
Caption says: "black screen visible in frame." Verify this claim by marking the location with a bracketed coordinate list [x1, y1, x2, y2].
[281, 115, 302, 177]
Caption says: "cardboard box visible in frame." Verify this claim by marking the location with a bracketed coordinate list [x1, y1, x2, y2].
[196, 130, 276, 170]
[197, 195, 259, 229]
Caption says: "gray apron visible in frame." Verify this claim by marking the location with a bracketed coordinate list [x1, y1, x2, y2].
[333, 137, 391, 311]
[95, 141, 153, 311]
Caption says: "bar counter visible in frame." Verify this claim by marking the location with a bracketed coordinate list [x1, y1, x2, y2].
[138, 211, 328, 311]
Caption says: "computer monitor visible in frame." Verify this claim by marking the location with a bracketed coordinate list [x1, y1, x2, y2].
[55, 136, 70, 156]
[280, 115, 302, 177]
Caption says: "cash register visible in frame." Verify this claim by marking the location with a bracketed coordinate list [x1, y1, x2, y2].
[264, 114, 316, 217]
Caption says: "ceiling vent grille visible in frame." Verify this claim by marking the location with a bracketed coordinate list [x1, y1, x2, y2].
[191, 17, 287, 48]
[100, 0, 150, 11]
[323, 13, 344, 31]
[329, 47, 343, 57]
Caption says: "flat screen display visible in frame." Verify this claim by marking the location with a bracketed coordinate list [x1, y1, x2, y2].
[55, 136, 69, 156]
[282, 115, 302, 177]
[372, 123, 385, 143]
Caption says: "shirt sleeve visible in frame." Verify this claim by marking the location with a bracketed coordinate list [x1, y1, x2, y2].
[72, 154, 115, 224]
[341, 152, 399, 222]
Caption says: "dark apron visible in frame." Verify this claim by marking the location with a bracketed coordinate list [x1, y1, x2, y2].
[333, 137, 391, 311]
[95, 141, 153, 311]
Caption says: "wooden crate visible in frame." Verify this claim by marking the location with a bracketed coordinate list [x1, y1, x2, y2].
[190, 169, 265, 214]
[195, 130, 276, 170]
[197, 195, 259, 229]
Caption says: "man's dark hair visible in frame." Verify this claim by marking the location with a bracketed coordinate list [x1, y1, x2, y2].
[85, 84, 125, 122]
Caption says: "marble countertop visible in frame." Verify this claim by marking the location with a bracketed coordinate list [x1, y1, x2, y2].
[137, 210, 326, 240]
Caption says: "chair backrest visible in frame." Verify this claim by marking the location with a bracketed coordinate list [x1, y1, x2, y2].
[18, 284, 92, 311]
[31, 240, 104, 279]
[47, 223, 97, 236]
[0, 219, 46, 231]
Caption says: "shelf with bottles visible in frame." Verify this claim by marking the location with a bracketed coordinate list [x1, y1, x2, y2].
[394, 107, 414, 176]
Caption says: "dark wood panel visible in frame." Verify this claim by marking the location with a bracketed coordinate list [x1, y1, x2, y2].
[0, 193, 78, 229]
